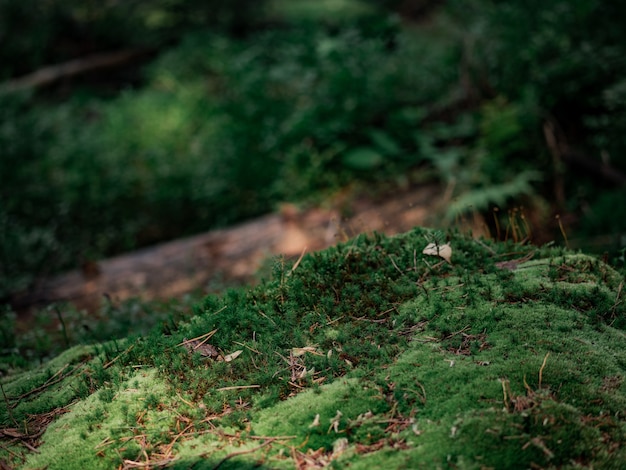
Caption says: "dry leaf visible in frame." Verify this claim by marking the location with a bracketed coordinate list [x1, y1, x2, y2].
[1, 429, 25, 438]
[291, 346, 322, 357]
[181, 338, 219, 358]
[309, 413, 320, 428]
[422, 242, 452, 263]
[328, 410, 343, 433]
[223, 350, 243, 362]
[357, 411, 374, 421]
[332, 438, 349, 457]
[298, 366, 315, 379]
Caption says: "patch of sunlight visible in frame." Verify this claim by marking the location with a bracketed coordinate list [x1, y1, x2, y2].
[269, 0, 376, 22]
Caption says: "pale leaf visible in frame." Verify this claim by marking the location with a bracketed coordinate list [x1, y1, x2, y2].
[223, 350, 243, 362]
[328, 410, 343, 433]
[422, 242, 452, 263]
[292, 346, 322, 357]
[181, 338, 219, 358]
[308, 414, 320, 428]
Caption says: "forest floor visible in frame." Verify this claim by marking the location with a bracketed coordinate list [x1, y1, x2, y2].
[3, 225, 625, 469]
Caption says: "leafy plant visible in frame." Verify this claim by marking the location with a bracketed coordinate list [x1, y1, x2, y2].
[1, 21, 463, 296]
[446, 0, 626, 212]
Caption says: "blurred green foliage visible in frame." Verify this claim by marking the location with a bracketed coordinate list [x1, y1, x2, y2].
[446, 0, 626, 247]
[2, 0, 626, 300]
[464, 0, 626, 167]
[0, 0, 268, 79]
[0, 17, 460, 297]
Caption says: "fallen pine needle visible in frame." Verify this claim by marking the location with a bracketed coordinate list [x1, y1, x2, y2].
[290, 246, 307, 275]
[216, 385, 261, 392]
[211, 439, 276, 470]
[162, 423, 194, 456]
[178, 329, 218, 351]
[103, 344, 135, 369]
[538, 352, 550, 389]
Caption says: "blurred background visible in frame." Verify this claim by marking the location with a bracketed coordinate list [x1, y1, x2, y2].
[1, 0, 626, 364]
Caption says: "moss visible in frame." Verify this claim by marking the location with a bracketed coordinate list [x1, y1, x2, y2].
[2, 228, 625, 468]
[22, 369, 170, 470]
[0, 345, 96, 424]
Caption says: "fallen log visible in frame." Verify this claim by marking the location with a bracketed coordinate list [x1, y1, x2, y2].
[11, 186, 440, 313]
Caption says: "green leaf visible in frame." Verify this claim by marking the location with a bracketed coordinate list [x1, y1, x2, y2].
[446, 170, 542, 219]
[369, 130, 401, 155]
[341, 147, 384, 170]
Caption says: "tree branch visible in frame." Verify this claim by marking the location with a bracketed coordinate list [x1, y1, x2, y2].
[0, 49, 149, 94]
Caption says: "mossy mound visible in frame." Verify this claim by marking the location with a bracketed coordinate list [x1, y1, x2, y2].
[2, 228, 625, 469]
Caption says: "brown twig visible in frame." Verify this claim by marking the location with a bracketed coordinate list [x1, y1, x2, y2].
[0, 383, 17, 427]
[388, 255, 405, 275]
[442, 325, 471, 340]
[103, 344, 135, 369]
[290, 246, 308, 275]
[473, 238, 496, 255]
[538, 353, 550, 389]
[610, 281, 623, 325]
[232, 341, 262, 355]
[162, 423, 194, 456]
[211, 439, 276, 470]
[0, 49, 148, 93]
[216, 385, 260, 392]
[501, 379, 511, 412]
[178, 329, 218, 350]
[555, 215, 569, 249]
[10, 362, 85, 407]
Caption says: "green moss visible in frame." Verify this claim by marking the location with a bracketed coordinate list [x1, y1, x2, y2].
[2, 228, 626, 468]
[22, 369, 170, 470]
[0, 345, 96, 424]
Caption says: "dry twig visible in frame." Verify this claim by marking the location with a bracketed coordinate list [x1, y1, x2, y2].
[211, 439, 276, 470]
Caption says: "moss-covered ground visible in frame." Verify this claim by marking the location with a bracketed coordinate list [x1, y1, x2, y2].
[2, 227, 625, 469]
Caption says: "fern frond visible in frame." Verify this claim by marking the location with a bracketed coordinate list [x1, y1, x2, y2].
[424, 229, 446, 246]
[446, 170, 541, 219]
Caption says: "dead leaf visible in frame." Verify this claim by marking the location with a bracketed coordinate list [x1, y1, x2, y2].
[355, 439, 386, 455]
[422, 242, 452, 263]
[298, 366, 314, 379]
[181, 338, 219, 358]
[291, 346, 322, 357]
[356, 411, 374, 421]
[332, 438, 349, 458]
[309, 414, 320, 428]
[328, 410, 343, 433]
[223, 350, 243, 362]
[0, 428, 25, 438]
